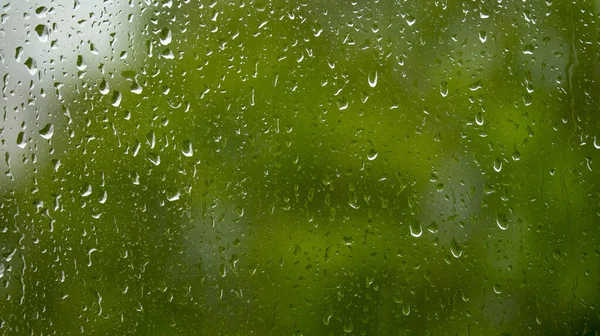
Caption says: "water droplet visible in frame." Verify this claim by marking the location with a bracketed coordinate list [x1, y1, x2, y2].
[181, 140, 193, 157]
[493, 284, 502, 294]
[406, 15, 416, 26]
[522, 44, 534, 55]
[111, 91, 122, 107]
[39, 123, 54, 140]
[337, 99, 348, 110]
[0, 263, 4, 278]
[594, 136, 600, 149]
[496, 213, 509, 230]
[409, 220, 422, 237]
[450, 239, 463, 258]
[24, 57, 37, 75]
[440, 81, 448, 97]
[368, 70, 378, 88]
[81, 184, 92, 197]
[469, 80, 482, 91]
[35, 24, 49, 42]
[479, 31, 487, 43]
[159, 27, 172, 45]
[402, 303, 411, 316]
[167, 191, 180, 201]
[343, 319, 354, 333]
[35, 6, 48, 18]
[76, 55, 86, 70]
[16, 131, 27, 148]
[99, 79, 110, 95]
[367, 149, 378, 161]
[493, 158, 503, 172]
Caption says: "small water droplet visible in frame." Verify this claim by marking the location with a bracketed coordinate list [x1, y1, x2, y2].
[523, 44, 534, 55]
[469, 80, 482, 91]
[496, 213, 509, 230]
[36, 6, 48, 18]
[111, 91, 122, 107]
[16, 132, 27, 148]
[35, 24, 49, 42]
[478, 31, 487, 43]
[450, 239, 463, 258]
[406, 15, 416, 26]
[159, 27, 172, 45]
[343, 319, 354, 333]
[167, 191, 180, 201]
[493, 284, 502, 294]
[440, 81, 448, 97]
[402, 303, 411, 316]
[493, 158, 503, 172]
[594, 136, 600, 149]
[24, 57, 38, 75]
[99, 79, 110, 95]
[409, 220, 422, 237]
[337, 99, 348, 110]
[39, 123, 54, 140]
[368, 70, 378, 88]
[82, 184, 92, 197]
[181, 140, 193, 157]
[367, 149, 378, 161]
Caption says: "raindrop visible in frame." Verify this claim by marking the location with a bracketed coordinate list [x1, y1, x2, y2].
[367, 149, 378, 161]
[594, 136, 600, 149]
[475, 112, 484, 125]
[493, 284, 502, 294]
[16, 131, 27, 148]
[409, 220, 423, 238]
[522, 44, 534, 55]
[496, 213, 509, 230]
[469, 80, 482, 91]
[406, 15, 416, 26]
[402, 303, 411, 316]
[111, 91, 122, 107]
[493, 158, 503, 172]
[368, 70, 378, 88]
[99, 79, 110, 95]
[450, 239, 463, 258]
[35, 24, 49, 42]
[167, 191, 180, 202]
[478, 31, 487, 43]
[24, 57, 38, 75]
[159, 27, 172, 45]
[343, 319, 353, 333]
[440, 81, 448, 97]
[35, 6, 48, 18]
[181, 140, 193, 157]
[39, 123, 54, 140]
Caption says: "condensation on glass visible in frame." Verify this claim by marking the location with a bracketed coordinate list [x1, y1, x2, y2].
[0, 0, 599, 334]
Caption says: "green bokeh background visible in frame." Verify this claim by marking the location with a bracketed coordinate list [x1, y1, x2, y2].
[1, 0, 600, 334]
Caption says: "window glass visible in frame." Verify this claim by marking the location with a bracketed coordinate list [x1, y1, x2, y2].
[1, 0, 599, 334]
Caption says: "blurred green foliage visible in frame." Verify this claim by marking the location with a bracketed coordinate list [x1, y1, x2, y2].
[1, 0, 600, 335]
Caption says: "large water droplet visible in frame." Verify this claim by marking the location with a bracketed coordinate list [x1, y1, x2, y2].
[111, 91, 122, 107]
[99, 79, 110, 95]
[496, 213, 509, 230]
[159, 27, 172, 45]
[35, 24, 49, 42]
[24, 57, 38, 75]
[409, 220, 422, 237]
[367, 149, 378, 161]
[368, 70, 378, 88]
[16, 131, 27, 148]
[440, 81, 448, 97]
[450, 239, 463, 258]
[39, 123, 54, 140]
